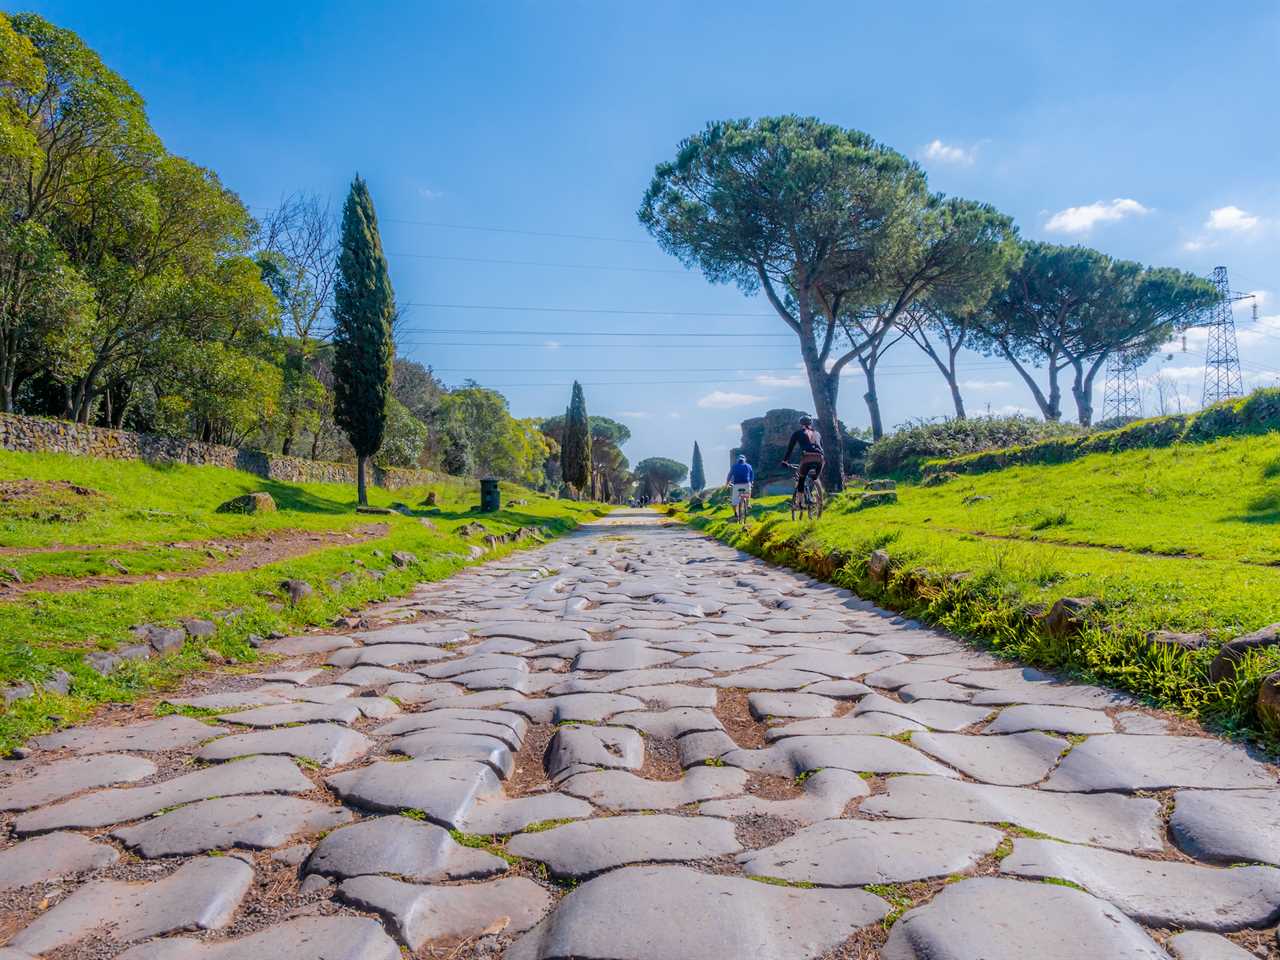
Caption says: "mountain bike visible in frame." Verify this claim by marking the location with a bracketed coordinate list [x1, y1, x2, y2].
[783, 461, 825, 521]
[732, 483, 752, 526]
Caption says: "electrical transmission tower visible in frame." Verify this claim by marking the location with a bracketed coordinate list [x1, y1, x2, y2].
[1101, 348, 1143, 422]
[1202, 265, 1244, 405]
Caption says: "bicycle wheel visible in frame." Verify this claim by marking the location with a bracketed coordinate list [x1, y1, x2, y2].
[807, 479, 824, 520]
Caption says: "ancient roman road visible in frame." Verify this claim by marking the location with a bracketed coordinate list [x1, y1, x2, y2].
[2, 509, 1278, 960]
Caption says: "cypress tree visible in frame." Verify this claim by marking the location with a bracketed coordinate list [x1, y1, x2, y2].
[690, 442, 706, 492]
[561, 380, 591, 494]
[332, 175, 395, 506]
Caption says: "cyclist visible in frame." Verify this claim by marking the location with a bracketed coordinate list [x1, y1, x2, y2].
[781, 415, 825, 506]
[726, 454, 754, 522]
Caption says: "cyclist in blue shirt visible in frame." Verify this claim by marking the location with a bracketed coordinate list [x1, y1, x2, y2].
[726, 455, 754, 515]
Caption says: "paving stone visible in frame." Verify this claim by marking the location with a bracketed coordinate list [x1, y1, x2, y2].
[112, 916, 400, 960]
[678, 729, 740, 766]
[765, 713, 925, 740]
[260, 683, 358, 704]
[0, 832, 119, 891]
[470, 637, 537, 655]
[332, 665, 423, 686]
[216, 699, 367, 727]
[259, 634, 356, 656]
[15, 755, 313, 834]
[507, 814, 740, 878]
[574, 640, 680, 671]
[859, 775, 1164, 852]
[748, 692, 838, 719]
[756, 618, 852, 634]
[859, 633, 967, 656]
[168, 690, 294, 710]
[546, 725, 644, 780]
[985, 704, 1115, 735]
[1170, 788, 1280, 866]
[701, 768, 868, 824]
[328, 643, 450, 668]
[909, 731, 1068, 786]
[1043, 735, 1276, 792]
[852, 693, 992, 731]
[798, 678, 873, 700]
[881, 876, 1169, 960]
[723, 735, 959, 779]
[864, 661, 965, 689]
[969, 683, 1134, 709]
[510, 692, 645, 723]
[505, 864, 890, 960]
[740, 817, 1002, 885]
[1115, 710, 1172, 734]
[9, 856, 252, 954]
[375, 707, 527, 743]
[306, 815, 508, 881]
[615, 627, 717, 644]
[356, 626, 466, 646]
[672, 651, 775, 671]
[549, 668, 713, 694]
[769, 651, 907, 678]
[1167, 931, 1259, 960]
[31, 716, 228, 754]
[387, 729, 515, 778]
[896, 680, 975, 702]
[706, 668, 830, 691]
[610, 708, 723, 738]
[470, 621, 591, 643]
[421, 653, 529, 678]
[248, 668, 324, 685]
[113, 795, 352, 857]
[1002, 837, 1280, 930]
[560, 766, 748, 810]
[338, 875, 551, 949]
[462, 792, 595, 835]
[0, 753, 156, 811]
[623, 684, 718, 708]
[271, 843, 312, 866]
[197, 723, 371, 767]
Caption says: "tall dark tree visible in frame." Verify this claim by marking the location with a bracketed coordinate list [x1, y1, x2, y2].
[634, 457, 688, 502]
[561, 380, 591, 495]
[331, 175, 395, 505]
[689, 442, 706, 492]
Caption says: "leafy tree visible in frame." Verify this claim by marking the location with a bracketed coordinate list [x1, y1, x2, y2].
[975, 243, 1217, 425]
[690, 442, 706, 492]
[901, 300, 979, 419]
[634, 457, 688, 502]
[561, 380, 591, 494]
[543, 413, 631, 501]
[375, 396, 429, 468]
[436, 386, 548, 483]
[332, 175, 395, 505]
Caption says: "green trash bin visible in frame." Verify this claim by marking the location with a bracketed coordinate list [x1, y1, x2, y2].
[480, 478, 501, 512]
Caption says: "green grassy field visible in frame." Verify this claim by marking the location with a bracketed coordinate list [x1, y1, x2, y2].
[685, 432, 1280, 744]
[0, 450, 605, 751]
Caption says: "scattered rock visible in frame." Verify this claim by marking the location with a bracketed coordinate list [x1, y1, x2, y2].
[282, 579, 314, 604]
[305, 815, 508, 882]
[215, 491, 276, 514]
[1041, 596, 1097, 639]
[1145, 630, 1209, 653]
[867, 549, 891, 585]
[183, 619, 216, 639]
[391, 551, 418, 568]
[1209, 622, 1280, 683]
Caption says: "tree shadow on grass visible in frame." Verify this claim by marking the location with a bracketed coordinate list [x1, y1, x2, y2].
[256, 480, 351, 516]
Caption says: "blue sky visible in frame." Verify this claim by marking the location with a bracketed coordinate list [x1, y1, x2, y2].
[25, 1, 1280, 471]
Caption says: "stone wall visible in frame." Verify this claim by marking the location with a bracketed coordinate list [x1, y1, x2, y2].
[0, 412, 439, 491]
[730, 408, 870, 491]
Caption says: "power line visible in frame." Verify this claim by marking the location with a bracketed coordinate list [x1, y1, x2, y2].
[396, 326, 790, 338]
[386, 251, 690, 275]
[395, 302, 775, 318]
[381, 217, 651, 245]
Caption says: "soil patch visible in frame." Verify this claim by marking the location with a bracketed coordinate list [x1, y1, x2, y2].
[0, 480, 102, 524]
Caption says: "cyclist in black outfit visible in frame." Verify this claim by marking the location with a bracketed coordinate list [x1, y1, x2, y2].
[781, 416, 825, 500]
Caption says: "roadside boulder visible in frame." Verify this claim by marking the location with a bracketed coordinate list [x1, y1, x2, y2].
[1042, 597, 1098, 640]
[860, 491, 898, 508]
[84, 651, 121, 675]
[282, 579, 314, 604]
[867, 550, 892, 586]
[1146, 631, 1209, 656]
[146, 626, 187, 654]
[390, 551, 418, 568]
[866, 479, 897, 492]
[1209, 623, 1280, 683]
[183, 619, 216, 639]
[1259, 671, 1280, 735]
[215, 492, 276, 515]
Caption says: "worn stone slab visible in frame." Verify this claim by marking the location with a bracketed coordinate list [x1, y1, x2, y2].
[338, 875, 551, 949]
[469, 622, 591, 643]
[327, 758, 501, 826]
[15, 755, 313, 834]
[0, 832, 119, 891]
[507, 814, 740, 878]
[547, 725, 644, 780]
[985, 704, 1114, 735]
[909, 731, 1068, 786]
[259, 634, 356, 656]
[375, 706, 527, 738]
[463, 792, 595, 835]
[0, 753, 156, 811]
[798, 679, 873, 700]
[333, 665, 423, 687]
[1170, 788, 1280, 866]
[1002, 837, 1280, 931]
[610, 708, 723, 738]
[723, 735, 958, 779]
[560, 766, 748, 810]
[881, 876, 1169, 960]
[112, 916, 399, 960]
[897, 680, 976, 702]
[549, 668, 713, 695]
[386, 729, 515, 778]
[748, 692, 837, 719]
[506, 864, 889, 960]
[969, 683, 1133, 709]
[574, 641, 680, 672]
[248, 668, 324, 685]
[853, 693, 991, 731]
[306, 815, 508, 881]
[197, 723, 371, 767]
[672, 651, 776, 671]
[741, 818, 1002, 885]
[355, 626, 466, 646]
[32, 716, 227, 754]
[1115, 710, 1171, 734]
[860, 775, 1163, 852]
[216, 699, 367, 727]
[623, 684, 718, 709]
[1167, 932, 1259, 960]
[421, 653, 528, 679]
[706, 668, 830, 691]
[678, 729, 740, 766]
[765, 713, 925, 740]
[1043, 735, 1276, 792]
[328, 643, 450, 668]
[113, 795, 352, 857]
[769, 651, 906, 678]
[701, 768, 868, 824]
[860, 633, 967, 656]
[10, 856, 252, 954]
[510, 692, 645, 723]
[168, 690, 294, 710]
[383, 681, 462, 704]
[865, 661, 965, 689]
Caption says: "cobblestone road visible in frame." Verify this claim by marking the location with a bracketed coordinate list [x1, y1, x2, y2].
[2, 509, 1277, 959]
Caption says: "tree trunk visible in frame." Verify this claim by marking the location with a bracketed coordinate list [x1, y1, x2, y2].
[859, 358, 884, 441]
[356, 454, 368, 506]
[807, 368, 844, 492]
[947, 373, 967, 419]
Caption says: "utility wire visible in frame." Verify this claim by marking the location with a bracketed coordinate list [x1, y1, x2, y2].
[385, 251, 690, 275]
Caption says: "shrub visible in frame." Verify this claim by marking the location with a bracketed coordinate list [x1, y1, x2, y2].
[866, 416, 1083, 478]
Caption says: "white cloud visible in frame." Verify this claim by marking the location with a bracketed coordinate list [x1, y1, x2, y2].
[959, 379, 1012, 390]
[724, 423, 742, 432]
[1182, 239, 1210, 252]
[618, 410, 650, 419]
[1248, 290, 1271, 309]
[755, 373, 807, 388]
[697, 390, 767, 409]
[417, 186, 445, 201]
[543, 340, 561, 350]
[1155, 365, 1202, 383]
[1044, 198, 1150, 235]
[1205, 205, 1259, 233]
[991, 403, 1036, 416]
[669, 412, 682, 419]
[920, 139, 977, 167]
